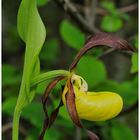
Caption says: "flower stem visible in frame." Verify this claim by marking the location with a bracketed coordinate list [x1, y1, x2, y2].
[31, 70, 70, 87]
[12, 109, 21, 140]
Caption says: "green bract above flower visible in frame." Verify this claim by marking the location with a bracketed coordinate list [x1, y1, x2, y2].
[39, 33, 134, 140]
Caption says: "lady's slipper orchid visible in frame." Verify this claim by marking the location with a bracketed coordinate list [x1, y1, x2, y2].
[39, 33, 134, 140]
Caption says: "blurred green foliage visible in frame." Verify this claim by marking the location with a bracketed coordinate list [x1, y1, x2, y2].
[111, 123, 137, 140]
[40, 38, 60, 66]
[2, 0, 138, 140]
[131, 53, 138, 73]
[2, 64, 21, 86]
[37, 0, 48, 6]
[101, 16, 123, 32]
[76, 56, 106, 87]
[131, 36, 138, 73]
[100, 1, 130, 32]
[60, 20, 85, 50]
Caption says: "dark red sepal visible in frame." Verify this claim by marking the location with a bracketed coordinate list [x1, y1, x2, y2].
[70, 32, 134, 70]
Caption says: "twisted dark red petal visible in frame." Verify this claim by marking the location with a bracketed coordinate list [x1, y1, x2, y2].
[70, 32, 134, 70]
[39, 76, 65, 140]
[42, 76, 65, 104]
[65, 78, 99, 140]
[48, 100, 63, 128]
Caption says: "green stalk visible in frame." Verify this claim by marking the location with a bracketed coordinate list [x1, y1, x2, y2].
[12, 69, 27, 140]
[31, 70, 70, 87]
[12, 109, 21, 140]
[12, 91, 27, 140]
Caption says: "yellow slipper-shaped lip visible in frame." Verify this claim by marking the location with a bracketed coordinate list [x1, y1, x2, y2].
[62, 75, 123, 121]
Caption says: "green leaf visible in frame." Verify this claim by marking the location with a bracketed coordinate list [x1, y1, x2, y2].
[111, 123, 137, 140]
[60, 20, 85, 50]
[44, 128, 61, 140]
[116, 80, 138, 106]
[101, 16, 123, 32]
[40, 39, 59, 62]
[36, 0, 48, 6]
[101, 1, 116, 13]
[131, 53, 138, 73]
[2, 97, 17, 116]
[16, 0, 46, 110]
[100, 1, 121, 17]
[2, 64, 17, 77]
[22, 101, 44, 128]
[18, 0, 46, 45]
[58, 106, 71, 121]
[2, 64, 21, 86]
[25, 127, 40, 140]
[28, 59, 40, 103]
[76, 56, 106, 87]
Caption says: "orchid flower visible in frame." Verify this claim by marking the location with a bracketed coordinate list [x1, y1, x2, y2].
[62, 74, 123, 121]
[39, 33, 133, 140]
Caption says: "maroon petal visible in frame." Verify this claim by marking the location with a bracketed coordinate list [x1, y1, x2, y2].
[38, 117, 49, 140]
[65, 78, 99, 140]
[39, 76, 65, 140]
[48, 99, 63, 128]
[65, 79, 82, 128]
[87, 130, 100, 140]
[70, 32, 134, 70]
[42, 76, 65, 104]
